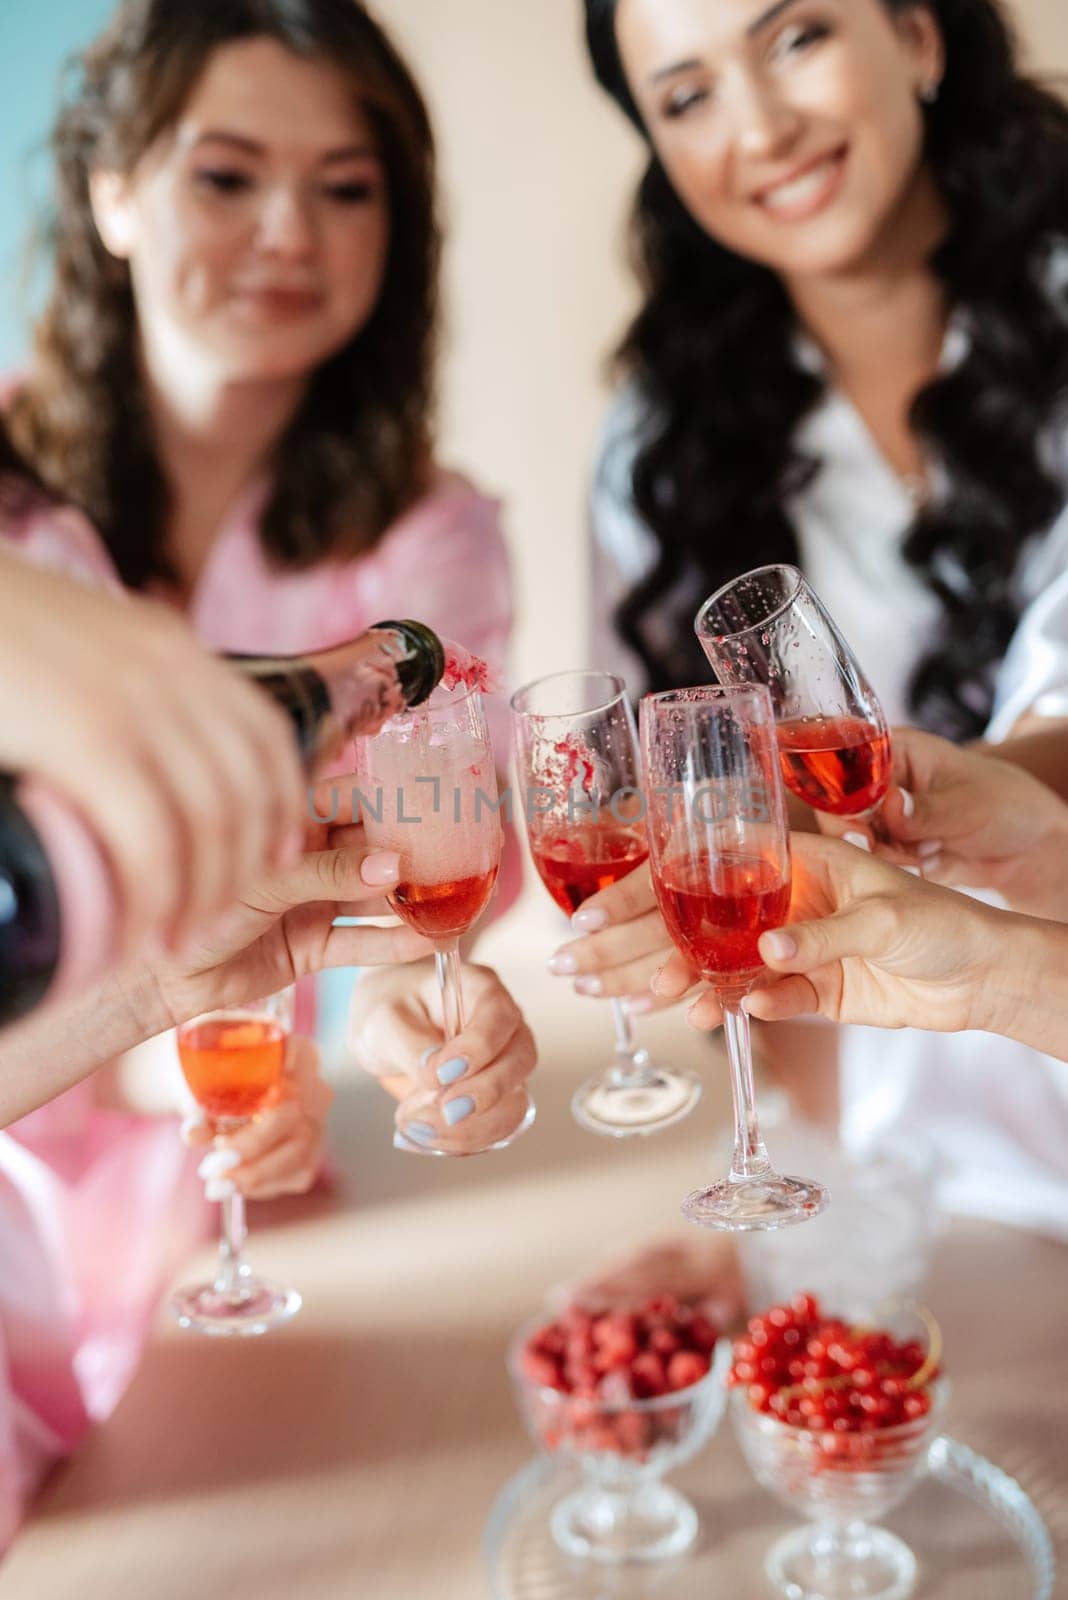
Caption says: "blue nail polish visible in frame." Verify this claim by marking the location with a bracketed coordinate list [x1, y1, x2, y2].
[393, 1132, 433, 1156]
[403, 1121, 438, 1144]
[436, 1056, 469, 1086]
[443, 1096, 475, 1127]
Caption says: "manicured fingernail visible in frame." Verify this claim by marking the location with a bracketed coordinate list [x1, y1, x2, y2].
[419, 1045, 437, 1068]
[740, 996, 756, 1015]
[197, 1149, 241, 1180]
[393, 1131, 433, 1155]
[903, 865, 921, 877]
[624, 994, 654, 1016]
[571, 907, 608, 933]
[843, 832, 871, 852]
[205, 1178, 237, 1202]
[436, 1055, 469, 1086]
[574, 975, 604, 997]
[918, 839, 943, 858]
[762, 930, 797, 961]
[899, 788, 915, 818]
[443, 1096, 475, 1127]
[920, 854, 942, 877]
[650, 965, 668, 993]
[548, 950, 578, 976]
[402, 1121, 438, 1144]
[361, 850, 401, 886]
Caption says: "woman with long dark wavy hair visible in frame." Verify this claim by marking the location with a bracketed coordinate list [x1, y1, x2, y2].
[554, 0, 1068, 1254]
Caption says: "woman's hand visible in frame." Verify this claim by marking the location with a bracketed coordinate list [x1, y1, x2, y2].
[0, 552, 307, 957]
[817, 725, 1068, 918]
[544, 859, 680, 1014]
[680, 834, 1004, 1035]
[0, 813, 435, 1128]
[145, 823, 433, 1032]
[348, 961, 537, 1154]
[184, 1035, 332, 1199]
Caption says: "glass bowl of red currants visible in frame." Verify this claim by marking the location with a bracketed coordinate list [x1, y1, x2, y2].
[509, 1294, 731, 1563]
[729, 1292, 947, 1600]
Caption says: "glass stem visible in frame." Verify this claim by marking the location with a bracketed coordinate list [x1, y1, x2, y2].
[721, 1000, 774, 1181]
[609, 998, 655, 1086]
[215, 1190, 249, 1301]
[811, 1520, 874, 1571]
[436, 942, 466, 1038]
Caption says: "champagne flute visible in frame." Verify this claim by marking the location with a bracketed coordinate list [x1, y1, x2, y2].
[640, 686, 828, 1229]
[695, 565, 892, 823]
[356, 677, 534, 1156]
[170, 987, 301, 1336]
[511, 670, 701, 1137]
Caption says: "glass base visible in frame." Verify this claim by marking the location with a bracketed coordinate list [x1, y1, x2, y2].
[682, 1173, 829, 1233]
[766, 1524, 917, 1600]
[571, 1065, 702, 1139]
[170, 1276, 302, 1337]
[549, 1482, 698, 1564]
[393, 1091, 537, 1158]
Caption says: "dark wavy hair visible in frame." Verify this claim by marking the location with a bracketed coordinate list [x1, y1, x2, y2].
[585, 0, 1068, 739]
[9, 0, 440, 592]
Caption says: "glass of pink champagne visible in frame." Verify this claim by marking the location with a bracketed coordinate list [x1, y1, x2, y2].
[171, 987, 301, 1336]
[356, 677, 534, 1156]
[640, 685, 828, 1230]
[695, 566, 892, 825]
[511, 670, 701, 1137]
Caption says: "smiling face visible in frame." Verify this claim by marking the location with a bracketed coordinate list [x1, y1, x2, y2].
[614, 0, 945, 281]
[90, 36, 390, 387]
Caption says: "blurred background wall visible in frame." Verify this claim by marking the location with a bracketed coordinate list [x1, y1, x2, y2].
[3, 0, 1064, 687]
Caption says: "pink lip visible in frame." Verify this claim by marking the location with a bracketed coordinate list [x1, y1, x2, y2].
[234, 287, 322, 315]
[751, 145, 849, 218]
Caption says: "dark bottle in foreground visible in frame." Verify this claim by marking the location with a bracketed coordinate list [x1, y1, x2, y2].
[0, 619, 446, 1029]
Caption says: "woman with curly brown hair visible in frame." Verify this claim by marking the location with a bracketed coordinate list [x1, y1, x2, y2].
[0, 0, 535, 1539]
[5, 0, 530, 1131]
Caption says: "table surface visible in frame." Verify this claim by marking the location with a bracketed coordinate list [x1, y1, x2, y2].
[3, 916, 1066, 1599]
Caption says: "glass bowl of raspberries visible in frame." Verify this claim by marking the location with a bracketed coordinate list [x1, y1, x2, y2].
[509, 1293, 730, 1563]
[728, 1292, 947, 1600]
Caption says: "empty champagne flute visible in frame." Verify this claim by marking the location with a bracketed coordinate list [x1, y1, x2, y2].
[695, 565, 892, 824]
[171, 987, 301, 1336]
[356, 677, 534, 1155]
[511, 670, 701, 1137]
[640, 686, 828, 1229]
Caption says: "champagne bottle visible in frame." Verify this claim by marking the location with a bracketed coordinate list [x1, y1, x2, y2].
[226, 619, 445, 766]
[0, 619, 446, 1028]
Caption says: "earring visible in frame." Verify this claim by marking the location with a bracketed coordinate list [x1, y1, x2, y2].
[920, 81, 940, 105]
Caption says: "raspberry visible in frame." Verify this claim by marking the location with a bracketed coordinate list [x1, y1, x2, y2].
[667, 1350, 710, 1391]
[522, 1350, 564, 1390]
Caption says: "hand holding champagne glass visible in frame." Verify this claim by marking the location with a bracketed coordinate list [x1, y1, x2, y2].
[640, 686, 828, 1230]
[695, 565, 892, 824]
[356, 678, 534, 1155]
[171, 987, 301, 1336]
[511, 671, 701, 1137]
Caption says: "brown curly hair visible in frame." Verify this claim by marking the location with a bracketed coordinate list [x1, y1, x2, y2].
[8, 0, 441, 591]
